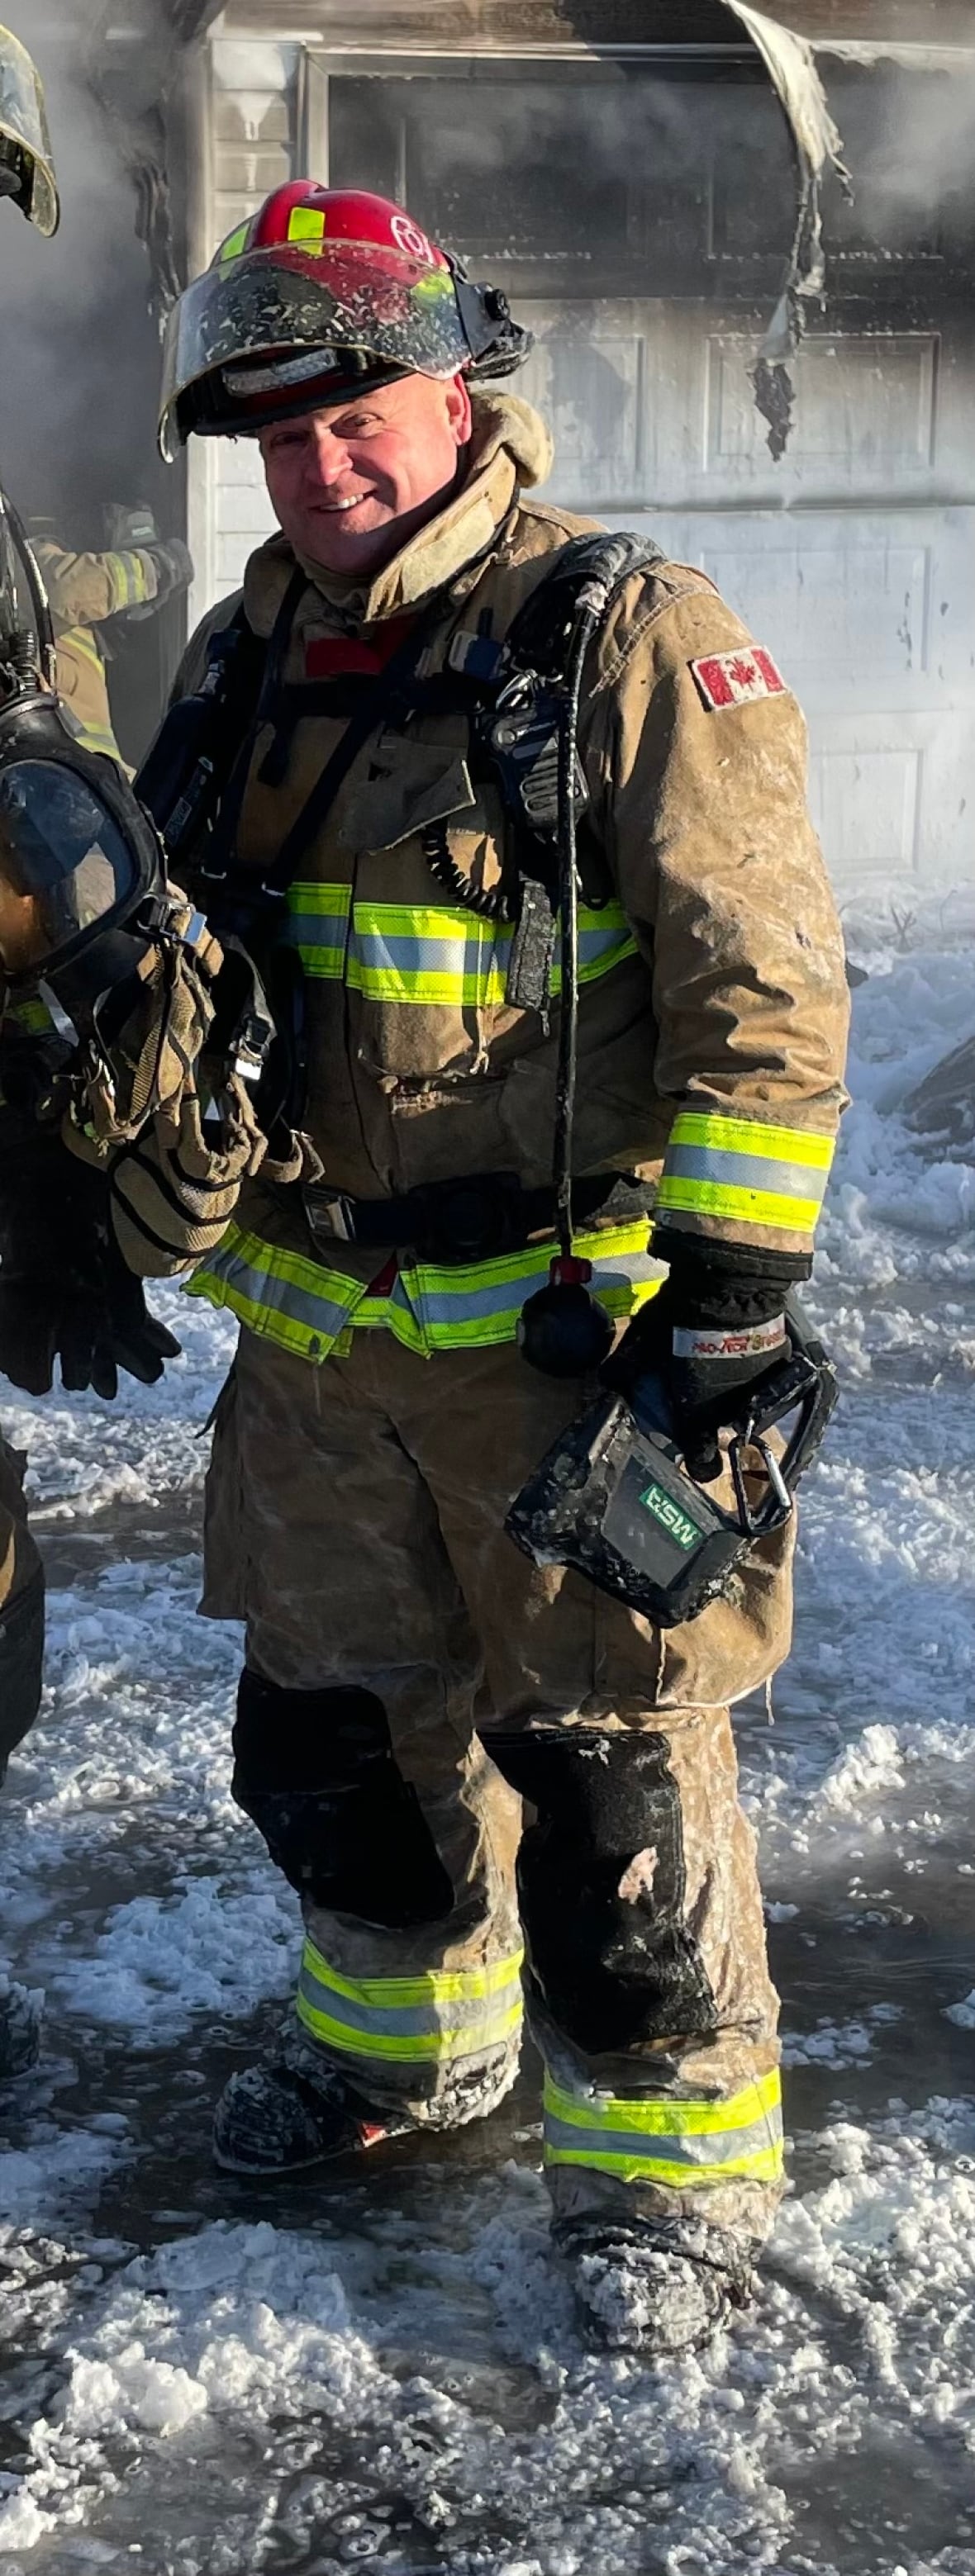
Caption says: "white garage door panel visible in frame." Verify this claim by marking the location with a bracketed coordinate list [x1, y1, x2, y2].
[687, 534, 932, 681]
[523, 302, 971, 510]
[705, 333, 939, 477]
[808, 718, 973, 886]
[810, 742, 922, 877]
[593, 505, 975, 892]
[619, 511, 975, 698]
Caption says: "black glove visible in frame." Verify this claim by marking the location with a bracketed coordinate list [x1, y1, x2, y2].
[0, 1126, 180, 1399]
[603, 1241, 800, 1483]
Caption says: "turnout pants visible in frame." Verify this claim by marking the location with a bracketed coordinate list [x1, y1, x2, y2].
[204, 1326, 793, 2250]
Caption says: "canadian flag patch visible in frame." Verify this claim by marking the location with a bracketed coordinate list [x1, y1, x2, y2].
[690, 647, 787, 711]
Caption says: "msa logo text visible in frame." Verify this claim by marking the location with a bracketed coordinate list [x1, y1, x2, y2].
[638, 1482, 702, 1553]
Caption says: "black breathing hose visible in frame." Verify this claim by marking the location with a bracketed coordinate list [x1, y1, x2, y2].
[554, 580, 610, 1263]
[0, 485, 56, 678]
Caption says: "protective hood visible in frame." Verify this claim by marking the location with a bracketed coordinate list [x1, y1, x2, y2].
[245, 390, 554, 636]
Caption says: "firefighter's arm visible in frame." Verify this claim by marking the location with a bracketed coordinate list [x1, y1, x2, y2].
[35, 539, 192, 628]
[589, 573, 849, 1278]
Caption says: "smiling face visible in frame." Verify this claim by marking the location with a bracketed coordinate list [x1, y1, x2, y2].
[257, 371, 473, 576]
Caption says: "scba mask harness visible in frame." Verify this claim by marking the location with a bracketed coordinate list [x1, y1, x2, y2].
[0, 486, 216, 1103]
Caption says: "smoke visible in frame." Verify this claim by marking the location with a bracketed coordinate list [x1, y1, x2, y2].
[0, 0, 174, 538]
[821, 60, 975, 252]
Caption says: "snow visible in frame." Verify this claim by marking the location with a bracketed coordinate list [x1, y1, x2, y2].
[0, 930, 973, 2572]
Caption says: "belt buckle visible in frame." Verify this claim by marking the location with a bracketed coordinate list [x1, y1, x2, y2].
[303, 1184, 354, 1246]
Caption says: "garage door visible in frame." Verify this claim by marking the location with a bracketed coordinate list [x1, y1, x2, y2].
[519, 301, 975, 895]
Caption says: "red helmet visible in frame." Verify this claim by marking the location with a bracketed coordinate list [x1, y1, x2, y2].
[158, 182, 530, 458]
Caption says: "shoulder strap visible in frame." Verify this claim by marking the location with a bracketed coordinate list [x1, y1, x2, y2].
[502, 529, 666, 681]
[479, 532, 666, 1012]
[256, 596, 454, 901]
[136, 588, 281, 886]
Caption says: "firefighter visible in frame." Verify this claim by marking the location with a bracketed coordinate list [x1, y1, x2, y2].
[29, 513, 193, 766]
[154, 183, 849, 2353]
[0, 21, 59, 2072]
[0, 20, 61, 2074]
[0, 30, 201, 2076]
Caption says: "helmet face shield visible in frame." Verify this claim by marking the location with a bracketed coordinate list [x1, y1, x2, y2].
[159, 239, 470, 458]
[0, 26, 58, 235]
[0, 761, 144, 978]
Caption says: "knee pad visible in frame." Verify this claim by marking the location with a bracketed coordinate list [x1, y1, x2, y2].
[232, 1671, 454, 1928]
[488, 1727, 716, 2053]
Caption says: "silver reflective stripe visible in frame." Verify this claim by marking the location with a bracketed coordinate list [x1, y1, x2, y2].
[285, 893, 635, 994]
[664, 1143, 830, 1207]
[407, 1246, 662, 1333]
[202, 1238, 352, 1341]
[544, 2104, 783, 2170]
[297, 1939, 525, 2066]
[299, 1953, 492, 2043]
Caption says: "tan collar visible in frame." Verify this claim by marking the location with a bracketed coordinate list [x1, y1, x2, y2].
[243, 390, 554, 638]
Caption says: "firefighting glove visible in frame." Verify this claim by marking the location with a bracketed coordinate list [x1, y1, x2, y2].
[602, 1244, 794, 1483]
[64, 894, 223, 1148]
[128, 538, 193, 618]
[0, 1127, 180, 1398]
[105, 1070, 269, 1279]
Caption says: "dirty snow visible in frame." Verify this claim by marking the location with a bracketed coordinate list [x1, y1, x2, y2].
[0, 930, 973, 2573]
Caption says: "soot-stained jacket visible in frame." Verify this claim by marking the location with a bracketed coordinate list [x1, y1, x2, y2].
[167, 391, 849, 1365]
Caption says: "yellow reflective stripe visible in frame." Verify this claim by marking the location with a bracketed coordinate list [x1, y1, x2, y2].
[655, 1177, 823, 1233]
[187, 1220, 662, 1363]
[219, 220, 250, 262]
[543, 2068, 784, 2189]
[297, 1935, 524, 2065]
[547, 2066, 781, 2137]
[659, 1109, 834, 1238]
[2, 994, 55, 1035]
[105, 549, 151, 610]
[285, 887, 636, 1000]
[307, 1942, 523, 2011]
[186, 1222, 369, 1361]
[286, 880, 350, 982]
[668, 1113, 832, 1170]
[288, 204, 326, 244]
[58, 624, 103, 670]
[544, 2146, 784, 2187]
[295, 2002, 524, 2063]
[392, 1222, 661, 1353]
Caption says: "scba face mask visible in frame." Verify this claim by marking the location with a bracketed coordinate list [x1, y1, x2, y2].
[0, 492, 207, 1063]
[0, 699, 174, 1027]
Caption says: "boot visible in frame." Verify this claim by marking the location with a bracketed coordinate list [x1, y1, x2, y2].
[213, 2058, 408, 2175]
[556, 2213, 754, 2357]
[0, 1979, 41, 2082]
[213, 2040, 516, 2176]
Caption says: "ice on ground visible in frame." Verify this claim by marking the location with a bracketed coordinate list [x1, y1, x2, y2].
[40, 1875, 299, 2042]
[781, 2004, 904, 2067]
[1, 1290, 236, 1522]
[944, 1990, 975, 2031]
[1, 2100, 973, 2574]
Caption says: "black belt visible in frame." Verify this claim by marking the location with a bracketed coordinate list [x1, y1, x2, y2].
[302, 1170, 654, 1268]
